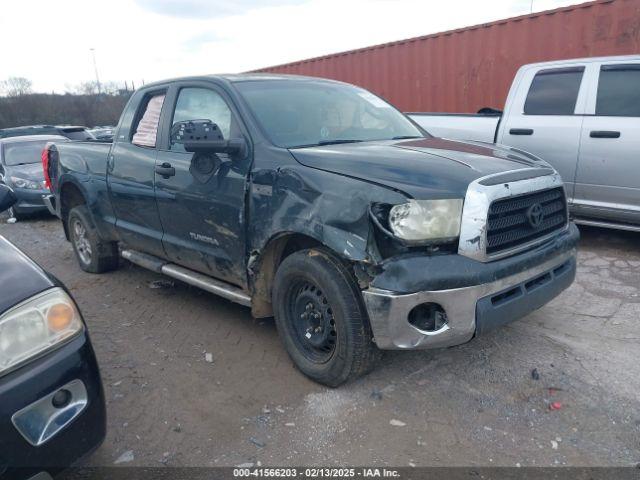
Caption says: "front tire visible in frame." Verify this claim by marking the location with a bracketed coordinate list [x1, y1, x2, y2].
[273, 248, 380, 387]
[68, 205, 119, 273]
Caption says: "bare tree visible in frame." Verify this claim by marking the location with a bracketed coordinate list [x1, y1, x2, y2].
[67, 81, 120, 96]
[0, 77, 131, 129]
[0, 77, 33, 97]
[71, 81, 100, 96]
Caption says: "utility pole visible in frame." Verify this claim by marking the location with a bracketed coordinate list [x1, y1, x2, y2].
[90, 48, 102, 95]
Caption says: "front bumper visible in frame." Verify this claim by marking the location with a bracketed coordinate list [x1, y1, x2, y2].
[0, 333, 106, 479]
[12, 190, 50, 215]
[362, 224, 578, 350]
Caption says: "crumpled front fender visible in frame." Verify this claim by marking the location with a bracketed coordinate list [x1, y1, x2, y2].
[249, 164, 408, 264]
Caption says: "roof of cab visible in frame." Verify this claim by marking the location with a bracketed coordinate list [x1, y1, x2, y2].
[521, 54, 640, 70]
[140, 73, 345, 89]
[217, 73, 337, 83]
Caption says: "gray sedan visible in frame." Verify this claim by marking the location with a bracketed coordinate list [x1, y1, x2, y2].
[0, 135, 67, 220]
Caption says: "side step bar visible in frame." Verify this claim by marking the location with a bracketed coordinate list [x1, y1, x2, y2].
[121, 249, 252, 307]
[573, 218, 640, 233]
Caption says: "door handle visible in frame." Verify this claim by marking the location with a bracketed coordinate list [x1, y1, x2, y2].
[590, 130, 621, 139]
[509, 128, 534, 136]
[155, 162, 176, 178]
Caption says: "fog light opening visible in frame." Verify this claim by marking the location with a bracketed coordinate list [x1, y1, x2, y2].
[408, 303, 448, 333]
[51, 389, 72, 409]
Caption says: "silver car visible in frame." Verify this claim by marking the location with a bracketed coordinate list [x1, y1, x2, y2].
[0, 135, 68, 219]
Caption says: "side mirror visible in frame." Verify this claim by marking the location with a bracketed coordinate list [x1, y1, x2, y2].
[171, 120, 247, 158]
[0, 184, 17, 213]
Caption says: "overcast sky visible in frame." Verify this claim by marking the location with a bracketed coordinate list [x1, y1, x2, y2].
[0, 0, 579, 93]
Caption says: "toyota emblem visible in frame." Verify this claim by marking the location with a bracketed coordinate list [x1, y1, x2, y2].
[526, 203, 544, 229]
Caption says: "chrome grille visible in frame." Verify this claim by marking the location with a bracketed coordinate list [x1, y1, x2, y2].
[486, 187, 567, 255]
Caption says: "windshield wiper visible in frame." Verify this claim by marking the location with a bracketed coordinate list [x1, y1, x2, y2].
[392, 135, 423, 140]
[317, 139, 364, 146]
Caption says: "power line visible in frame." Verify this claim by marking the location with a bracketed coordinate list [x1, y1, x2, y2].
[90, 48, 102, 95]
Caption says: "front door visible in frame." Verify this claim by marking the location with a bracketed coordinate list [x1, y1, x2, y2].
[154, 84, 250, 288]
[574, 62, 640, 225]
[108, 90, 167, 257]
[501, 66, 588, 203]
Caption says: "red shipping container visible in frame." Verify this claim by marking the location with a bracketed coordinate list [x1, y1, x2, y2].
[252, 0, 640, 113]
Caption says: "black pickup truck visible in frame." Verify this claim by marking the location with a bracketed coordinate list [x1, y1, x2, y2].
[44, 74, 579, 386]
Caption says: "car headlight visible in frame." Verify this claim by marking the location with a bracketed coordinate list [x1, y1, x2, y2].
[0, 288, 83, 377]
[10, 176, 42, 190]
[388, 199, 464, 242]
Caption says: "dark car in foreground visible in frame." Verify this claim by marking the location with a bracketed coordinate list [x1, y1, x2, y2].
[0, 185, 106, 479]
[0, 126, 95, 141]
[0, 135, 68, 219]
[45, 74, 578, 386]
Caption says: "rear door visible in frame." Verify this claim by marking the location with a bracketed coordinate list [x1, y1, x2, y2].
[154, 82, 250, 288]
[573, 61, 640, 225]
[107, 89, 167, 257]
[499, 65, 589, 202]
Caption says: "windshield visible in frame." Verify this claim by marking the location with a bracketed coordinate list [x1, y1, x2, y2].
[2, 141, 50, 166]
[236, 80, 425, 148]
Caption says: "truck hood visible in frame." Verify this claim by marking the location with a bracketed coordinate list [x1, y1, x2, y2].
[0, 236, 54, 315]
[289, 137, 548, 199]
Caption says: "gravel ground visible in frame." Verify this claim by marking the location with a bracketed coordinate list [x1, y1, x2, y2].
[1, 212, 639, 468]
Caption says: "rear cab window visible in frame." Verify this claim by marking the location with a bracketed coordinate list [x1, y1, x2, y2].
[132, 93, 166, 147]
[524, 67, 585, 115]
[596, 64, 640, 117]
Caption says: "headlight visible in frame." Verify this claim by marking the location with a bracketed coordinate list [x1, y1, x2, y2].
[389, 199, 464, 242]
[10, 176, 42, 190]
[0, 288, 83, 376]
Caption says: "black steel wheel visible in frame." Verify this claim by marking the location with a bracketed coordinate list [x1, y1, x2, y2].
[273, 248, 380, 386]
[285, 279, 337, 364]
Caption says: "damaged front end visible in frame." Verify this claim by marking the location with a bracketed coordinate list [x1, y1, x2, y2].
[360, 169, 578, 350]
[247, 149, 578, 352]
[246, 161, 409, 317]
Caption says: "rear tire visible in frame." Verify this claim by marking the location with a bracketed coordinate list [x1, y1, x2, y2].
[68, 205, 119, 273]
[273, 248, 380, 387]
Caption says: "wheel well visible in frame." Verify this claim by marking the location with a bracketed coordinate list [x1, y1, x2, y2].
[60, 183, 86, 239]
[250, 233, 324, 318]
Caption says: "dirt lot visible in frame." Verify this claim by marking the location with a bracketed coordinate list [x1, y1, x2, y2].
[1, 213, 638, 468]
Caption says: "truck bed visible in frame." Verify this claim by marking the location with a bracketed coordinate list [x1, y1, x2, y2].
[408, 113, 500, 143]
[50, 140, 112, 185]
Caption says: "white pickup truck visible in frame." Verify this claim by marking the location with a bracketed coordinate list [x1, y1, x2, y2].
[409, 55, 640, 232]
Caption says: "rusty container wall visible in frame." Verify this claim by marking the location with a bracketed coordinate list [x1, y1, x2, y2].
[253, 0, 640, 112]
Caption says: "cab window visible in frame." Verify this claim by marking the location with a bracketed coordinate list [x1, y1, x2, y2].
[170, 88, 232, 152]
[132, 93, 166, 147]
[596, 65, 640, 117]
[524, 67, 585, 115]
